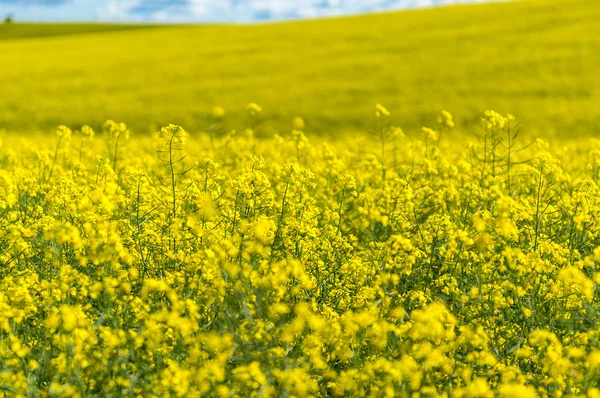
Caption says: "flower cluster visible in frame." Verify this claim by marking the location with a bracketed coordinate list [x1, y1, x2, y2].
[1, 105, 600, 396]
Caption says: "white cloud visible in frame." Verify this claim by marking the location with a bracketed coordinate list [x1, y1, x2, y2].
[97, 0, 142, 19]
[183, 0, 486, 22]
[0, 0, 492, 22]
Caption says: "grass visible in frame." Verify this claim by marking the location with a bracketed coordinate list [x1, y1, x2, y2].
[0, 0, 599, 136]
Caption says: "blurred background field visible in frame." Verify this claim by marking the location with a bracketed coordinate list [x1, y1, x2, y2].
[0, 23, 152, 40]
[0, 0, 598, 137]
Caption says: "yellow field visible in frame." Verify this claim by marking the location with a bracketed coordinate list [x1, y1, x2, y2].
[2, 0, 600, 394]
[0, 0, 599, 136]
[1, 105, 600, 396]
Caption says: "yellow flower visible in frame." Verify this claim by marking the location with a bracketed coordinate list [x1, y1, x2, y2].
[588, 350, 600, 369]
[422, 127, 438, 142]
[60, 305, 79, 332]
[375, 103, 390, 118]
[437, 110, 455, 129]
[293, 116, 305, 130]
[498, 383, 538, 398]
[55, 125, 72, 138]
[212, 106, 225, 119]
[246, 102, 262, 115]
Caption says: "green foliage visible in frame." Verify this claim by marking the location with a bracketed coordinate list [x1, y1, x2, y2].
[2, 108, 600, 396]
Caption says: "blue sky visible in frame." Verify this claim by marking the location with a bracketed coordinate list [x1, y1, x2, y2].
[0, 0, 488, 22]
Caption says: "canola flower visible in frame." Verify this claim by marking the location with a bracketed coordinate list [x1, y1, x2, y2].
[1, 106, 600, 397]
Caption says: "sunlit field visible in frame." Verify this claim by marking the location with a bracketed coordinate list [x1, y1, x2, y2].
[2, 0, 600, 396]
[0, 0, 599, 136]
[2, 106, 600, 396]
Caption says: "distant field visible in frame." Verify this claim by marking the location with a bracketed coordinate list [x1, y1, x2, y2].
[0, 0, 599, 136]
[0, 23, 154, 40]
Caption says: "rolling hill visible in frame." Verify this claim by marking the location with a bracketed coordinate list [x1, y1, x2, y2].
[0, 22, 155, 40]
[0, 0, 599, 137]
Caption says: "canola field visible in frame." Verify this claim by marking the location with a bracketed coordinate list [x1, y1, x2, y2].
[2, 104, 600, 396]
[0, 0, 599, 136]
